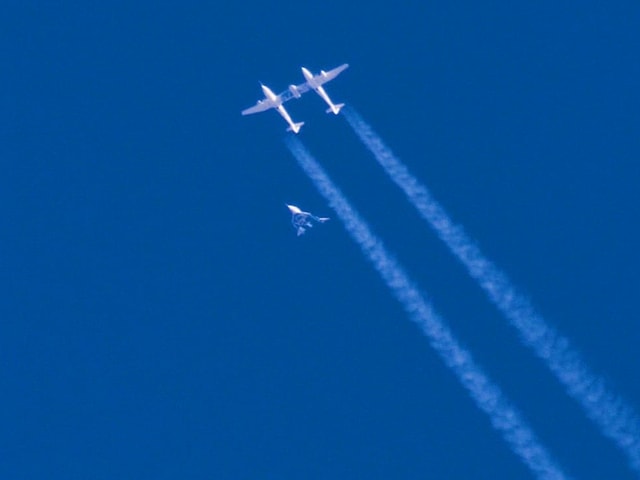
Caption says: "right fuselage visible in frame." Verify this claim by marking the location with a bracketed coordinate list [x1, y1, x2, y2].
[301, 67, 342, 114]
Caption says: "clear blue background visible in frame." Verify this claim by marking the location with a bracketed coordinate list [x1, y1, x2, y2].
[2, 1, 639, 478]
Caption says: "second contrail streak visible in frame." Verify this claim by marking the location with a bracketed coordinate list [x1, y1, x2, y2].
[343, 106, 640, 476]
[285, 136, 569, 480]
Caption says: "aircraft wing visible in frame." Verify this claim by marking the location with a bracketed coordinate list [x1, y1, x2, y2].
[241, 99, 277, 116]
[278, 83, 311, 102]
[244, 86, 311, 111]
[311, 63, 349, 86]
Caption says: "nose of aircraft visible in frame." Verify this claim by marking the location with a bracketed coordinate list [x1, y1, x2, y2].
[286, 204, 299, 214]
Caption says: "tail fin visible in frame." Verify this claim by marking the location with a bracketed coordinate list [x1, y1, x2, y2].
[287, 121, 304, 134]
[326, 103, 345, 115]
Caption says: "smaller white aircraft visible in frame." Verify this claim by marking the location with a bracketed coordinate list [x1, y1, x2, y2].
[242, 84, 304, 133]
[286, 204, 330, 236]
[300, 64, 349, 114]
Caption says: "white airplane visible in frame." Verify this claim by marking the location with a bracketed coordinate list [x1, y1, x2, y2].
[286, 204, 330, 236]
[300, 64, 349, 114]
[242, 63, 349, 131]
[242, 83, 305, 133]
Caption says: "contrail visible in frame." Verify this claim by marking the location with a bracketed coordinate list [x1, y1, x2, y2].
[343, 106, 640, 475]
[285, 136, 569, 480]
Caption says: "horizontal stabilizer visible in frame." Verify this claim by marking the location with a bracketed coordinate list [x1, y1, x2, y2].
[287, 121, 304, 134]
[326, 103, 345, 115]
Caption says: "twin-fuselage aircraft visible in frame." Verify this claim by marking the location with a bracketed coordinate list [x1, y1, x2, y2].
[242, 64, 349, 133]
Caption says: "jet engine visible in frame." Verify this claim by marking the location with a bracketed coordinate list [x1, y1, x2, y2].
[288, 84, 302, 98]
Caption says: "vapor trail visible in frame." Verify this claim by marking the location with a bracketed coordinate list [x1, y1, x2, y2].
[285, 136, 569, 480]
[343, 107, 640, 475]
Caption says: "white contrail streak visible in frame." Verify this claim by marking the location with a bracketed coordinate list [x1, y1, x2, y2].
[285, 136, 569, 480]
[343, 106, 640, 475]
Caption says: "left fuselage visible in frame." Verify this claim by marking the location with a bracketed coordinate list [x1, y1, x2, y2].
[260, 84, 280, 104]
[261, 84, 301, 132]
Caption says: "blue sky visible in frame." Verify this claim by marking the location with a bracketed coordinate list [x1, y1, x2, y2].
[2, 1, 639, 479]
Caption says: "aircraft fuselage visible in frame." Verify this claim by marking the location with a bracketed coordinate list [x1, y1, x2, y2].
[260, 84, 280, 104]
[260, 84, 303, 133]
[301, 67, 343, 115]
